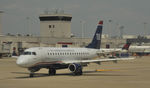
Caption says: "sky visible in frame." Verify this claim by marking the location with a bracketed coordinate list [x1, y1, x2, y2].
[0, 0, 150, 38]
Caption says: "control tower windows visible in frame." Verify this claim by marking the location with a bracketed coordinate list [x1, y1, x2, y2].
[49, 25, 51, 28]
[39, 14, 72, 38]
[53, 25, 55, 28]
[49, 25, 55, 28]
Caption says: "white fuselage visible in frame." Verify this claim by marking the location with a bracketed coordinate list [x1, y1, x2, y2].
[129, 46, 150, 53]
[16, 47, 99, 68]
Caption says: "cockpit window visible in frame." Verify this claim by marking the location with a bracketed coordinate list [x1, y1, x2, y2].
[32, 52, 36, 55]
[23, 52, 31, 55]
[23, 51, 36, 55]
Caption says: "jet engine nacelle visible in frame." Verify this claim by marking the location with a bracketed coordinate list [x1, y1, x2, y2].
[68, 63, 82, 72]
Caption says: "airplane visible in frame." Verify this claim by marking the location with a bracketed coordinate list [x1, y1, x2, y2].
[99, 43, 131, 58]
[16, 20, 134, 77]
[100, 43, 131, 53]
[128, 45, 150, 55]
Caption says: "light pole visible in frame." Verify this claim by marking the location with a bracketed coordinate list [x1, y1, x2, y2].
[143, 22, 147, 35]
[80, 20, 86, 46]
[119, 25, 124, 39]
[108, 19, 112, 38]
[0, 11, 4, 35]
[80, 20, 85, 39]
[26, 17, 30, 35]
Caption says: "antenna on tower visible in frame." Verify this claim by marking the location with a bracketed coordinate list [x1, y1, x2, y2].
[55, 8, 59, 14]
[59, 8, 64, 14]
[44, 8, 49, 14]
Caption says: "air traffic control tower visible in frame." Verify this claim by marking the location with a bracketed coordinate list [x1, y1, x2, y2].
[39, 12, 72, 38]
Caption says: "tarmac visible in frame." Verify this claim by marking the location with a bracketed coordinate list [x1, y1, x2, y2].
[0, 56, 150, 88]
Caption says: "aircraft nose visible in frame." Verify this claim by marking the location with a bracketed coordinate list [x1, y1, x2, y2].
[16, 56, 28, 67]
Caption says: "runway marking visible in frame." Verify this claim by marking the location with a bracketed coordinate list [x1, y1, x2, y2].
[96, 69, 120, 72]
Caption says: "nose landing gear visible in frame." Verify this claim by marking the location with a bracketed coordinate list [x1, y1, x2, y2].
[28, 67, 40, 77]
[28, 68, 56, 77]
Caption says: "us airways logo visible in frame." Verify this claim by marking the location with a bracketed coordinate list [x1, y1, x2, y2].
[96, 33, 101, 40]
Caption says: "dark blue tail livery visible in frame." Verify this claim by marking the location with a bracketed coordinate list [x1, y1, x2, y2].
[86, 21, 103, 49]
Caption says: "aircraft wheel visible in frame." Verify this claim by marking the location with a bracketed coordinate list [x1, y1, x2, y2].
[73, 68, 83, 76]
[30, 73, 34, 77]
[79, 70, 83, 75]
[48, 68, 56, 76]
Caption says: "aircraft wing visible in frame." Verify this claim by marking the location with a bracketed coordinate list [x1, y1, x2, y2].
[11, 56, 19, 59]
[96, 49, 124, 55]
[62, 57, 135, 64]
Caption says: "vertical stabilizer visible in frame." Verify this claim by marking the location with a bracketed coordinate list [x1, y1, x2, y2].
[122, 43, 131, 50]
[86, 21, 103, 49]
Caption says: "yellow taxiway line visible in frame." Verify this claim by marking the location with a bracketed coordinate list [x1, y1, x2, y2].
[96, 69, 120, 72]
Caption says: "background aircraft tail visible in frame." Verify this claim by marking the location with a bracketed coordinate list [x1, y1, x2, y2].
[86, 21, 103, 49]
[122, 43, 131, 50]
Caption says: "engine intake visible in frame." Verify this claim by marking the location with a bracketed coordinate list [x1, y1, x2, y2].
[68, 63, 82, 72]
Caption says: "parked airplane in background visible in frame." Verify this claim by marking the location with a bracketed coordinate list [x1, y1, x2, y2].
[129, 45, 150, 55]
[16, 20, 134, 77]
[100, 43, 131, 53]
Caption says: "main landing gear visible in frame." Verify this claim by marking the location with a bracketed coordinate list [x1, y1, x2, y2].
[48, 68, 56, 76]
[30, 72, 34, 77]
[73, 68, 83, 76]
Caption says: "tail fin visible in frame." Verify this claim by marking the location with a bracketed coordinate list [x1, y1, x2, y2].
[122, 43, 131, 50]
[86, 21, 103, 49]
